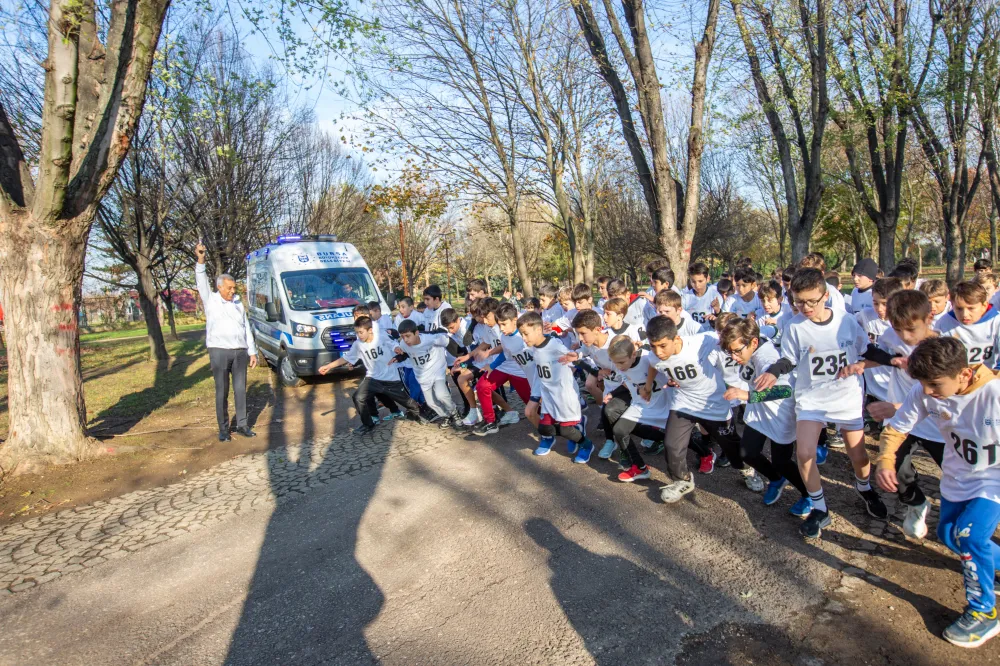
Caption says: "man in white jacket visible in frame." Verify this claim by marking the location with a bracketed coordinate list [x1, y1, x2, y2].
[195, 244, 258, 441]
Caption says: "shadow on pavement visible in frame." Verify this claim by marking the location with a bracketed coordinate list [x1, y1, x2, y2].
[223, 373, 384, 665]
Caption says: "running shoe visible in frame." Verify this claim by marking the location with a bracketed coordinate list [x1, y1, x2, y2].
[698, 451, 716, 474]
[902, 500, 930, 539]
[816, 441, 829, 465]
[800, 508, 831, 539]
[499, 411, 520, 426]
[598, 439, 617, 459]
[618, 465, 651, 482]
[660, 478, 696, 503]
[567, 437, 580, 456]
[943, 608, 1000, 648]
[438, 415, 456, 430]
[534, 436, 555, 456]
[826, 429, 846, 448]
[763, 478, 787, 505]
[462, 409, 481, 426]
[383, 411, 405, 421]
[856, 487, 889, 520]
[617, 450, 630, 470]
[473, 420, 500, 436]
[573, 439, 594, 464]
[742, 468, 765, 492]
[645, 440, 665, 455]
[717, 454, 731, 468]
[789, 497, 813, 517]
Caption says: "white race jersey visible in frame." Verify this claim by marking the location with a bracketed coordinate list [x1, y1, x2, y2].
[722, 293, 765, 319]
[880, 327, 944, 443]
[530, 337, 582, 423]
[856, 307, 892, 401]
[620, 348, 674, 427]
[684, 285, 721, 327]
[343, 333, 401, 383]
[653, 332, 731, 422]
[934, 309, 1000, 369]
[743, 340, 796, 444]
[398, 332, 452, 385]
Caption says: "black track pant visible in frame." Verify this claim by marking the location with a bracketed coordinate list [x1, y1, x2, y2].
[599, 385, 632, 435]
[354, 378, 420, 428]
[664, 411, 743, 481]
[612, 418, 665, 469]
[894, 435, 945, 506]
[538, 422, 585, 443]
[739, 426, 807, 496]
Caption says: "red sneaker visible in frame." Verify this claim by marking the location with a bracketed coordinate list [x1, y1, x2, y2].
[698, 452, 717, 474]
[617, 465, 651, 482]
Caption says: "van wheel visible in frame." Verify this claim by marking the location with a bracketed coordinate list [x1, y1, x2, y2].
[276, 353, 306, 388]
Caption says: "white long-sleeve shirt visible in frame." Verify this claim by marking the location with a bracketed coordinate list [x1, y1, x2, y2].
[195, 264, 257, 355]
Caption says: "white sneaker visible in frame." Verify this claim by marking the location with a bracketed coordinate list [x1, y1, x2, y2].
[826, 429, 846, 448]
[902, 500, 930, 539]
[499, 411, 520, 426]
[742, 467, 765, 493]
[660, 478, 696, 503]
[462, 409, 481, 426]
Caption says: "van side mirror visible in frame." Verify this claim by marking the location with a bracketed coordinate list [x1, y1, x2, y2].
[264, 302, 279, 322]
[385, 293, 396, 310]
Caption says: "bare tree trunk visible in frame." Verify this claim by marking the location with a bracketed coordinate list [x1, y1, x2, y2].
[135, 254, 169, 361]
[0, 217, 92, 463]
[509, 208, 534, 296]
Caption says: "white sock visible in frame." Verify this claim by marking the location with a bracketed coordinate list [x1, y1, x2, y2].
[809, 489, 827, 513]
[855, 474, 871, 492]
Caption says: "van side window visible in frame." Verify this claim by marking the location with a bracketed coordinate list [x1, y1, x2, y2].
[250, 270, 270, 312]
[271, 279, 284, 322]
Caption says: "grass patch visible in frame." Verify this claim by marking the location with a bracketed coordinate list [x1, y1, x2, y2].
[80, 322, 203, 343]
[0, 336, 272, 439]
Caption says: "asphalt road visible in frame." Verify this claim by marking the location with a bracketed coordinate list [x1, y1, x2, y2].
[0, 415, 959, 665]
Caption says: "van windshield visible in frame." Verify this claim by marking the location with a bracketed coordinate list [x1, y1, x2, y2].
[281, 268, 379, 311]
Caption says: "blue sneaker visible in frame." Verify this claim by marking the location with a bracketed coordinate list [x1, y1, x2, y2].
[383, 411, 405, 422]
[573, 439, 594, 464]
[598, 439, 617, 459]
[943, 607, 1000, 648]
[816, 442, 828, 465]
[789, 497, 813, 517]
[567, 439, 579, 456]
[534, 436, 555, 456]
[763, 478, 787, 506]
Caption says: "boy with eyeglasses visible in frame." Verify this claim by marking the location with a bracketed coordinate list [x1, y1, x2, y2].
[754, 268, 892, 538]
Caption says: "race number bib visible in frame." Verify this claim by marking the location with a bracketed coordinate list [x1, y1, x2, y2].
[807, 349, 848, 384]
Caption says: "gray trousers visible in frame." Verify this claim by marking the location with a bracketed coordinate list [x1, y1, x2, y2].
[421, 376, 457, 418]
[208, 347, 249, 432]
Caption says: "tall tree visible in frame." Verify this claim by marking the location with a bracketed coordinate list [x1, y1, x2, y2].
[730, 0, 830, 262]
[0, 0, 172, 466]
[829, 0, 926, 272]
[570, 0, 721, 282]
[908, 0, 996, 283]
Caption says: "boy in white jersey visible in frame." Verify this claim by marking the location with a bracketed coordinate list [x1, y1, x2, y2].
[713, 313, 751, 429]
[608, 278, 649, 336]
[721, 268, 765, 319]
[757, 280, 793, 345]
[685, 261, 721, 326]
[474, 301, 533, 435]
[935, 281, 1000, 369]
[453, 299, 517, 427]
[849, 258, 878, 314]
[654, 289, 705, 336]
[565, 310, 633, 460]
[601, 336, 672, 482]
[720, 318, 810, 511]
[643, 316, 759, 503]
[517, 312, 594, 463]
[866, 290, 944, 539]
[797, 252, 847, 312]
[393, 296, 427, 405]
[318, 317, 427, 434]
[602, 298, 644, 342]
[856, 278, 903, 433]
[537, 284, 565, 333]
[876, 337, 1000, 648]
[422, 284, 453, 330]
[642, 268, 686, 320]
[755, 268, 889, 539]
[919, 278, 951, 326]
[391, 319, 464, 429]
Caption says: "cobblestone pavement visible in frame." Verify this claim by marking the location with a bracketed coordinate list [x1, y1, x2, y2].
[0, 418, 447, 594]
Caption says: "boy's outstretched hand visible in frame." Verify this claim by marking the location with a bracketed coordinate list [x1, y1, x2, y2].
[558, 352, 579, 365]
[838, 362, 866, 379]
[754, 372, 777, 391]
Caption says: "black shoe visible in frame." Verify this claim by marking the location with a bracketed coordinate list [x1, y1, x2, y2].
[353, 424, 377, 435]
[438, 415, 455, 429]
[717, 454, 731, 468]
[235, 426, 257, 438]
[219, 432, 231, 442]
[474, 421, 500, 436]
[856, 487, 889, 520]
[800, 509, 832, 539]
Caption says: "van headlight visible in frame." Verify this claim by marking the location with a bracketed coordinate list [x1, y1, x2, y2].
[292, 322, 317, 338]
